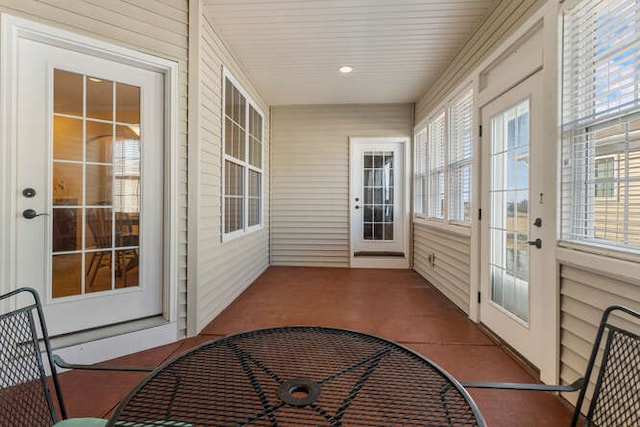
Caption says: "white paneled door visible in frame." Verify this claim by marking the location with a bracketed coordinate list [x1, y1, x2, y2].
[14, 36, 164, 336]
[350, 138, 409, 269]
[479, 72, 550, 370]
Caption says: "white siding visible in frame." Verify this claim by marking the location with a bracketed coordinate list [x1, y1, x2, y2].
[413, 224, 471, 313]
[195, 15, 270, 332]
[559, 263, 640, 409]
[415, 0, 545, 121]
[0, 0, 190, 335]
[271, 104, 413, 267]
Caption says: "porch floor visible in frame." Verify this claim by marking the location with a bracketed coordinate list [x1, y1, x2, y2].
[58, 267, 573, 426]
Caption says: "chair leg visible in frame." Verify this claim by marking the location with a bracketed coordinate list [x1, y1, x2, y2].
[87, 252, 109, 288]
[87, 253, 99, 288]
[123, 249, 139, 287]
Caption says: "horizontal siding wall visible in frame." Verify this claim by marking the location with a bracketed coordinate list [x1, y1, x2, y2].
[196, 15, 270, 332]
[0, 0, 190, 336]
[413, 224, 471, 313]
[415, 0, 545, 122]
[559, 263, 640, 408]
[271, 104, 413, 267]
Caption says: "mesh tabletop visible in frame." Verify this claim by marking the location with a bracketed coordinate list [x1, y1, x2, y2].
[109, 326, 485, 426]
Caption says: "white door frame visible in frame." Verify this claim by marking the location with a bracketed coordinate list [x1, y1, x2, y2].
[0, 14, 179, 356]
[478, 69, 557, 382]
[349, 137, 410, 269]
[461, 3, 560, 384]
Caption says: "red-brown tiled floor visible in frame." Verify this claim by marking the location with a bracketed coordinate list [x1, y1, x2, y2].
[59, 267, 573, 425]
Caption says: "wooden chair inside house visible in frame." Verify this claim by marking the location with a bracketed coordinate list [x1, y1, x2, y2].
[0, 287, 152, 426]
[462, 305, 640, 426]
[115, 211, 139, 287]
[86, 207, 139, 289]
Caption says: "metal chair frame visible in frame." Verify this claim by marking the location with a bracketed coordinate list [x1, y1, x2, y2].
[0, 287, 152, 425]
[462, 305, 640, 426]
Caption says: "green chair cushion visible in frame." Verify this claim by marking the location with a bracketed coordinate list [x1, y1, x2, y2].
[54, 418, 108, 427]
[113, 421, 193, 426]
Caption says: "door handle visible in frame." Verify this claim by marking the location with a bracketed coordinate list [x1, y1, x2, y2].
[355, 206, 360, 209]
[23, 209, 49, 219]
[527, 238, 542, 249]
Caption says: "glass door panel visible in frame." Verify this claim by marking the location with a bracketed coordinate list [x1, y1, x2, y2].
[52, 70, 141, 298]
[489, 100, 530, 322]
[362, 151, 395, 241]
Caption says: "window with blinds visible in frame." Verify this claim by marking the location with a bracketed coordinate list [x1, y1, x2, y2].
[414, 128, 427, 215]
[413, 87, 474, 224]
[561, 0, 640, 251]
[449, 89, 473, 223]
[222, 70, 264, 239]
[428, 112, 446, 219]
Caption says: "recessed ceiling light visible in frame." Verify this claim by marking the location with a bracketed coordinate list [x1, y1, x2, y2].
[339, 65, 353, 74]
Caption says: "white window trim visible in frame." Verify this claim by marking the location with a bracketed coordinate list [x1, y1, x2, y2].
[221, 67, 264, 242]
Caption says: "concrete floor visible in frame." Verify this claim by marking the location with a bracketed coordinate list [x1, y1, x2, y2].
[58, 267, 574, 426]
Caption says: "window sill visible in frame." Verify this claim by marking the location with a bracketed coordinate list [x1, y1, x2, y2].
[222, 224, 264, 243]
[557, 241, 640, 285]
[413, 217, 471, 237]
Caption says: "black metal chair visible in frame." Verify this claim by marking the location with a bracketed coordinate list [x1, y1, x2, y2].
[462, 305, 640, 426]
[0, 287, 152, 426]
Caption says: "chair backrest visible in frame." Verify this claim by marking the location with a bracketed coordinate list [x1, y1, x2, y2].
[0, 287, 66, 425]
[572, 305, 640, 427]
[87, 207, 112, 249]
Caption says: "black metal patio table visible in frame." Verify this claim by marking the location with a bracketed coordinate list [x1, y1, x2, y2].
[108, 326, 485, 426]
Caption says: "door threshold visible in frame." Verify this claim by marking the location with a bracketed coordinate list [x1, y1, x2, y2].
[354, 251, 405, 257]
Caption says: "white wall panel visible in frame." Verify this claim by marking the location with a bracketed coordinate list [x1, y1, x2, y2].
[559, 263, 640, 409]
[271, 104, 412, 267]
[195, 15, 270, 332]
[415, 0, 545, 122]
[413, 223, 471, 313]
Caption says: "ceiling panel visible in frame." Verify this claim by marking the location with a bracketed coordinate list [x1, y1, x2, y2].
[203, 0, 498, 105]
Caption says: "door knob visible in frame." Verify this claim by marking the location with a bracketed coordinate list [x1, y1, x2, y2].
[533, 217, 542, 228]
[23, 209, 49, 219]
[527, 238, 542, 249]
[355, 206, 360, 209]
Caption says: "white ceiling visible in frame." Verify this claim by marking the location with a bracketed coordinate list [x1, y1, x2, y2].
[202, 0, 498, 106]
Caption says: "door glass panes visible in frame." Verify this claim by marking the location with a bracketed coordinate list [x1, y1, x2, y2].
[52, 69, 141, 298]
[363, 151, 394, 241]
[489, 100, 530, 322]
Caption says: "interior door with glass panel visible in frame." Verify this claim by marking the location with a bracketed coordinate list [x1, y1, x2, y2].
[350, 138, 408, 268]
[16, 38, 164, 336]
[479, 72, 546, 369]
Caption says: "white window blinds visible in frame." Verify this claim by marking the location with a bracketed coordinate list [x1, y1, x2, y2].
[428, 112, 446, 219]
[449, 89, 473, 223]
[561, 0, 640, 250]
[414, 128, 427, 215]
